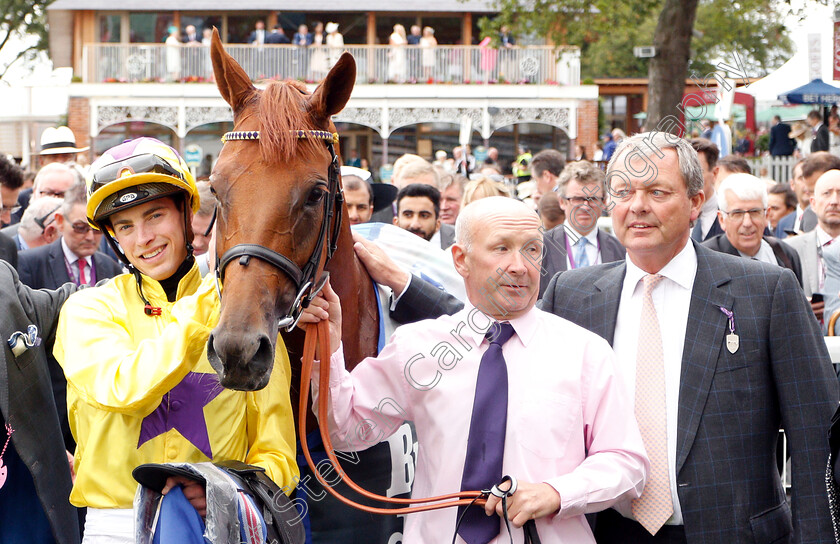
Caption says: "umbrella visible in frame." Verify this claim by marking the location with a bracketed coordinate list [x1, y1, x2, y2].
[778, 78, 840, 105]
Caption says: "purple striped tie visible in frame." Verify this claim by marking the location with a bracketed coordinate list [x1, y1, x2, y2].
[457, 321, 516, 544]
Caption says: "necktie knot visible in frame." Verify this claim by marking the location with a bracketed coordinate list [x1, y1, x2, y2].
[576, 236, 589, 247]
[642, 274, 664, 296]
[486, 322, 515, 347]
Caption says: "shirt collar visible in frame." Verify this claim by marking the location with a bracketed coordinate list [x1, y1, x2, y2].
[816, 225, 836, 247]
[563, 223, 599, 246]
[61, 236, 91, 266]
[624, 239, 697, 293]
[701, 192, 717, 214]
[457, 300, 540, 349]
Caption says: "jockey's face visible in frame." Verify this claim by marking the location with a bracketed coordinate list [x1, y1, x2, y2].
[110, 196, 188, 281]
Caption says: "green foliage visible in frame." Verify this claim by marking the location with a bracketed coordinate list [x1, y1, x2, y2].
[477, 0, 813, 79]
[0, 0, 54, 81]
[756, 132, 770, 152]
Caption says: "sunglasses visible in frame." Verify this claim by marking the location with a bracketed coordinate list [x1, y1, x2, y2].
[70, 221, 94, 235]
[90, 153, 185, 193]
[34, 204, 63, 231]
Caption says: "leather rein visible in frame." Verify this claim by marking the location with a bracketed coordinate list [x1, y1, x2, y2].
[216, 129, 491, 517]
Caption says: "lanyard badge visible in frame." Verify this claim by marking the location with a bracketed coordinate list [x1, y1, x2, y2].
[719, 307, 739, 354]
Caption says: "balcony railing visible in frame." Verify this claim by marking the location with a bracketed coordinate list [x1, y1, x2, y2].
[81, 43, 580, 86]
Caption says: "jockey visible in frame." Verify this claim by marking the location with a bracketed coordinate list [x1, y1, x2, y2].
[53, 137, 298, 542]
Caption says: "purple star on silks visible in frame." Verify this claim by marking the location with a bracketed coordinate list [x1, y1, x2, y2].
[138, 372, 223, 458]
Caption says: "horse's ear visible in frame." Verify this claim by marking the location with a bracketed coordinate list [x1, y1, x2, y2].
[308, 52, 356, 122]
[210, 27, 256, 113]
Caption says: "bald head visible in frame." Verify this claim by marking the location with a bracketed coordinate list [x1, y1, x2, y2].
[453, 196, 542, 320]
[812, 169, 840, 236]
[455, 196, 539, 252]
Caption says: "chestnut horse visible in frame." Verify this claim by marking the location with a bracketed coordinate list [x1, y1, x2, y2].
[205, 29, 379, 391]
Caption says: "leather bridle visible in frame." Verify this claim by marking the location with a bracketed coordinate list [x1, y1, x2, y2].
[215, 129, 343, 331]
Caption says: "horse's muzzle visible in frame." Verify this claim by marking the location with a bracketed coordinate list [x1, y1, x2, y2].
[206, 329, 274, 391]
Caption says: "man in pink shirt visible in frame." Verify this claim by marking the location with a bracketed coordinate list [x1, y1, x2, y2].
[305, 196, 648, 543]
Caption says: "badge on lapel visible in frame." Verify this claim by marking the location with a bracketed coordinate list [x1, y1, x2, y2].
[719, 307, 739, 354]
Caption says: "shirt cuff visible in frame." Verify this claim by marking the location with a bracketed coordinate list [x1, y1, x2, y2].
[389, 273, 413, 311]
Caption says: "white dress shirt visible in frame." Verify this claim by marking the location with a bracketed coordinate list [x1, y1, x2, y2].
[737, 239, 777, 265]
[563, 224, 600, 269]
[612, 240, 697, 526]
[697, 192, 718, 239]
[313, 303, 648, 543]
[61, 237, 92, 284]
[793, 205, 806, 232]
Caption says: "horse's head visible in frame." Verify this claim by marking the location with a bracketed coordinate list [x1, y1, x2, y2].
[206, 29, 355, 390]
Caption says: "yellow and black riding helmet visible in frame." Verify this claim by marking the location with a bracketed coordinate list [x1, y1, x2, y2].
[86, 137, 202, 314]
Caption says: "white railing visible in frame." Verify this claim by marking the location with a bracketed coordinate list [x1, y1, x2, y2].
[746, 155, 799, 184]
[81, 43, 580, 86]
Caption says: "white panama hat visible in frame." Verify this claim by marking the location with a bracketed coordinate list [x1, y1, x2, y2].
[39, 126, 89, 155]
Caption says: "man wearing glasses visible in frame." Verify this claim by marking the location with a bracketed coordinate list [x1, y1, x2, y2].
[0, 155, 23, 266]
[539, 161, 625, 297]
[702, 173, 802, 286]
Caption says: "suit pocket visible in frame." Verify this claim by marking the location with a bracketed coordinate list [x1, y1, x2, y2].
[11, 348, 34, 371]
[749, 501, 792, 544]
[515, 394, 576, 458]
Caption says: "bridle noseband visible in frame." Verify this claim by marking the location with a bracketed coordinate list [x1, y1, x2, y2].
[215, 129, 344, 331]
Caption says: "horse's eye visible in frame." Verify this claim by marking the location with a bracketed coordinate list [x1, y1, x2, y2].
[306, 188, 326, 206]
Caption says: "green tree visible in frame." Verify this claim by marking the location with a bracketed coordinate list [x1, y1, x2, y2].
[478, 0, 820, 130]
[0, 0, 53, 81]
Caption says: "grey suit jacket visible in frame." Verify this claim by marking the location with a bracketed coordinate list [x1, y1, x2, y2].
[539, 226, 625, 297]
[0, 231, 17, 270]
[438, 223, 455, 250]
[0, 262, 80, 543]
[782, 229, 820, 297]
[800, 206, 818, 233]
[542, 242, 837, 543]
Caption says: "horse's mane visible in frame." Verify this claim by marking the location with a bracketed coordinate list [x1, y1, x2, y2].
[258, 80, 324, 163]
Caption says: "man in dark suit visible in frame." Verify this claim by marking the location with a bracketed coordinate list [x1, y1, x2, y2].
[769, 115, 796, 156]
[17, 183, 122, 450]
[540, 160, 624, 296]
[0, 230, 17, 269]
[702, 172, 803, 286]
[808, 110, 830, 153]
[293, 24, 312, 46]
[265, 24, 290, 44]
[1, 154, 24, 228]
[543, 133, 838, 543]
[0, 261, 80, 543]
[688, 138, 723, 242]
[248, 20, 267, 45]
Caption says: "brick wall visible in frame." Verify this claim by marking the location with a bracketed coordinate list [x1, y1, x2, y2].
[67, 97, 91, 163]
[576, 98, 598, 158]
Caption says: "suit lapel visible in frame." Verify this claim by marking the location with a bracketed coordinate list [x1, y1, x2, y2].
[592, 263, 625, 344]
[49, 241, 72, 288]
[675, 245, 733, 473]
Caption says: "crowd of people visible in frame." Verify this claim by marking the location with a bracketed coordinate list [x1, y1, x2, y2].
[157, 21, 521, 83]
[2, 121, 840, 544]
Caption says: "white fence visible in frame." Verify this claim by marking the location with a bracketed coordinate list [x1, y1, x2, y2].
[746, 155, 798, 184]
[82, 43, 580, 86]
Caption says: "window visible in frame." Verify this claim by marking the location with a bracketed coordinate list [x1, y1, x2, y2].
[129, 12, 174, 43]
[98, 14, 121, 43]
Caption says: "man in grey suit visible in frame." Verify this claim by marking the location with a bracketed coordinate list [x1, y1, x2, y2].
[543, 133, 838, 543]
[369, 133, 839, 542]
[540, 160, 624, 297]
[784, 169, 840, 323]
[0, 261, 80, 543]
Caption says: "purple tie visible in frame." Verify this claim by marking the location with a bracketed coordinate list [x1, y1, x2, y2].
[457, 321, 516, 544]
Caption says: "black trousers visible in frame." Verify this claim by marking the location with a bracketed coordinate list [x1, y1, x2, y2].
[594, 509, 687, 544]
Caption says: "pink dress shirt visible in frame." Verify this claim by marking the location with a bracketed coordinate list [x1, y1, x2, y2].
[312, 304, 649, 543]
